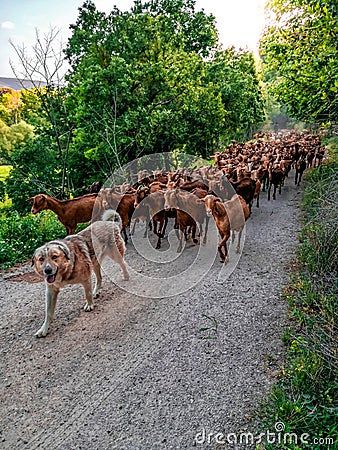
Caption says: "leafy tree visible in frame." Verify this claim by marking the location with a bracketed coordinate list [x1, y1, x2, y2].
[131, 0, 218, 56]
[207, 49, 266, 141]
[9, 27, 74, 197]
[260, 0, 338, 125]
[5, 135, 62, 212]
[65, 0, 265, 172]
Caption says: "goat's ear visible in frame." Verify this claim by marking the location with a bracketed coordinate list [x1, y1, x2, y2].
[26, 197, 34, 203]
[214, 197, 222, 203]
[200, 198, 206, 202]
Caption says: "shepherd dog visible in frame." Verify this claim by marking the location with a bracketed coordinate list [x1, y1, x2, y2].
[32, 210, 129, 337]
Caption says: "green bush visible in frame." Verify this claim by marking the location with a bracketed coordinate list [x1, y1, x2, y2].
[259, 143, 338, 449]
[0, 210, 66, 269]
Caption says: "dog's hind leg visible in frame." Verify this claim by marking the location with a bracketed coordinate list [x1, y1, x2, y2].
[109, 249, 129, 281]
[35, 285, 59, 337]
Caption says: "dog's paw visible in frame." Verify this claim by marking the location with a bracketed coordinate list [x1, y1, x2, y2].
[35, 327, 48, 338]
[123, 273, 130, 281]
[84, 302, 94, 312]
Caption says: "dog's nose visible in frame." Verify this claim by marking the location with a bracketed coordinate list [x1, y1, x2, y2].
[44, 265, 53, 275]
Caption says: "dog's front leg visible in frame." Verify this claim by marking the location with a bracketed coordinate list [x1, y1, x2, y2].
[92, 262, 102, 298]
[35, 285, 59, 337]
[83, 279, 94, 311]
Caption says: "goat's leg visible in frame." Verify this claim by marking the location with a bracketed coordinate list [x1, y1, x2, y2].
[256, 192, 260, 208]
[273, 184, 277, 200]
[155, 218, 164, 249]
[218, 234, 229, 263]
[192, 224, 198, 244]
[299, 171, 303, 185]
[236, 227, 243, 253]
[144, 209, 151, 237]
[267, 183, 272, 201]
[153, 220, 158, 236]
[130, 218, 138, 236]
[160, 216, 168, 238]
[177, 225, 184, 252]
[143, 219, 149, 238]
[202, 216, 209, 245]
[66, 225, 76, 235]
[295, 171, 298, 185]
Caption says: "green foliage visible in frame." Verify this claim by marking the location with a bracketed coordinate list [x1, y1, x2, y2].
[259, 142, 338, 449]
[64, 0, 265, 176]
[4, 0, 266, 208]
[0, 210, 66, 269]
[5, 136, 64, 212]
[260, 0, 338, 124]
[0, 180, 5, 203]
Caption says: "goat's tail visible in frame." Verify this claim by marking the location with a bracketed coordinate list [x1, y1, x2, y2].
[101, 209, 122, 230]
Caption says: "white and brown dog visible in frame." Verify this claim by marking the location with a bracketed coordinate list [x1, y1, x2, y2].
[32, 210, 129, 337]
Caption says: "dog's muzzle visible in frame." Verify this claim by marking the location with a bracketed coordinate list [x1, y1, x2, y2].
[43, 265, 58, 284]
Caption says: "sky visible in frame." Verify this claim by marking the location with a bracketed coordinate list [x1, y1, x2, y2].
[0, 0, 267, 78]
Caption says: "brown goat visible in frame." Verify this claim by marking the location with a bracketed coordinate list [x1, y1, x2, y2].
[134, 188, 171, 249]
[202, 195, 231, 263]
[223, 194, 250, 253]
[27, 193, 97, 235]
[93, 189, 135, 242]
[294, 157, 307, 186]
[203, 194, 249, 261]
[164, 189, 208, 253]
[268, 167, 285, 200]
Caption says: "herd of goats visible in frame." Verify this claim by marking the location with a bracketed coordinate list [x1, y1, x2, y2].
[28, 130, 326, 263]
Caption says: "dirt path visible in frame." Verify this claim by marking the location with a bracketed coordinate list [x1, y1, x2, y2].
[0, 173, 302, 449]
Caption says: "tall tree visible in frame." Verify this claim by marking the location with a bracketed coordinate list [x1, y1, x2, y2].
[65, 0, 265, 174]
[260, 0, 338, 125]
[65, 0, 223, 174]
[9, 27, 74, 197]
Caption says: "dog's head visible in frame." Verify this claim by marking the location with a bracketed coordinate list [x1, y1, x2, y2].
[32, 241, 71, 285]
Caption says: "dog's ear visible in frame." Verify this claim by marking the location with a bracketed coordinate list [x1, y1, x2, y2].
[31, 249, 37, 266]
[58, 244, 71, 261]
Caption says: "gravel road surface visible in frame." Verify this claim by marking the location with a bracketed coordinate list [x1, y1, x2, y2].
[0, 173, 302, 449]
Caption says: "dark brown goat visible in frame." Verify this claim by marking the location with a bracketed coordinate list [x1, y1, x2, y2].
[268, 167, 285, 200]
[294, 157, 307, 186]
[93, 189, 135, 242]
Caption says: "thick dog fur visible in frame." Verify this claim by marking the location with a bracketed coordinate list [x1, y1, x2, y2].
[32, 210, 129, 337]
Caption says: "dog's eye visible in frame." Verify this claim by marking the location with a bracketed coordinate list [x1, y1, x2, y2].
[51, 255, 58, 260]
[39, 257, 44, 262]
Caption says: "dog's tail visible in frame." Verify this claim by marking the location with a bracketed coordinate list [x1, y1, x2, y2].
[101, 209, 123, 230]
